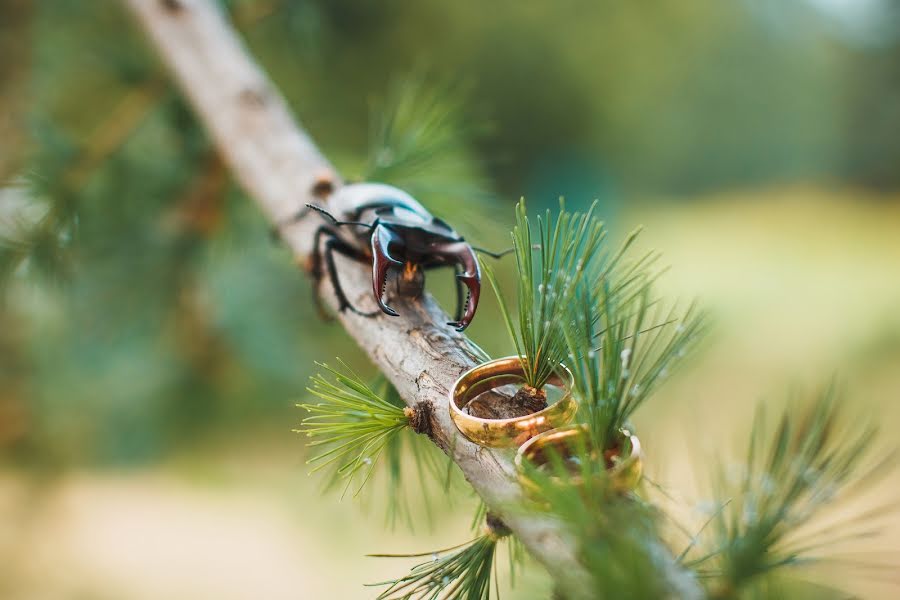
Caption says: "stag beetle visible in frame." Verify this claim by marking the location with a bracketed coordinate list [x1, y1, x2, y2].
[290, 183, 503, 331]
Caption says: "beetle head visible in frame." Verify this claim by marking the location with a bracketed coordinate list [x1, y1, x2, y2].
[396, 261, 425, 298]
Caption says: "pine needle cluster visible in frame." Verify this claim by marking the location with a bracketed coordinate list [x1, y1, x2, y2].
[362, 74, 500, 240]
[298, 360, 456, 529]
[299, 360, 411, 497]
[370, 535, 499, 600]
[688, 386, 895, 598]
[369, 513, 522, 600]
[566, 285, 707, 449]
[486, 200, 608, 391]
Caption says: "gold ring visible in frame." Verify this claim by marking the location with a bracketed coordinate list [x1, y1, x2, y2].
[449, 356, 577, 448]
[514, 425, 643, 492]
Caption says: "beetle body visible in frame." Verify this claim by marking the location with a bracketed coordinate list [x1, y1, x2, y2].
[308, 183, 481, 331]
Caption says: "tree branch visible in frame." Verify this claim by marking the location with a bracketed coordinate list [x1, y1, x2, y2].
[123, 1, 702, 598]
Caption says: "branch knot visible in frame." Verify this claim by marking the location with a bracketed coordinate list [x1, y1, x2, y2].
[485, 512, 512, 540]
[404, 401, 433, 437]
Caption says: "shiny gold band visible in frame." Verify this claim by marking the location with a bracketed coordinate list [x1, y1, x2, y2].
[514, 425, 643, 492]
[449, 356, 577, 448]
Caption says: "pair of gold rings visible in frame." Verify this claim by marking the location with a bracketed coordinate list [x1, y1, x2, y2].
[448, 355, 643, 491]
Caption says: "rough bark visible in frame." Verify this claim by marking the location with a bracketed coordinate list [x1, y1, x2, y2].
[122, 1, 703, 598]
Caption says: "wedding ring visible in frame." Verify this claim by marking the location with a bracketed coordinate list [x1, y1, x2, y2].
[449, 356, 577, 448]
[515, 425, 643, 492]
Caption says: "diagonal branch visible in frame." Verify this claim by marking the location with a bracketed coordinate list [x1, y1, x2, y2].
[122, 1, 702, 598]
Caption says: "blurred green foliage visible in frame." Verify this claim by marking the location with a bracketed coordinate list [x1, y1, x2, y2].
[231, 0, 900, 195]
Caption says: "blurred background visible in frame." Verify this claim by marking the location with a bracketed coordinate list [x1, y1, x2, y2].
[1, 0, 899, 598]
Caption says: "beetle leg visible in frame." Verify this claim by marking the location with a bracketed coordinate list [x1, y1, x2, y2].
[324, 238, 381, 317]
[371, 225, 403, 317]
[472, 246, 515, 259]
[307, 226, 335, 319]
[311, 226, 378, 318]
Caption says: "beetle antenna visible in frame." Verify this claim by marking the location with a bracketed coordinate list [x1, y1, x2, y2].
[306, 204, 375, 229]
[472, 246, 515, 259]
